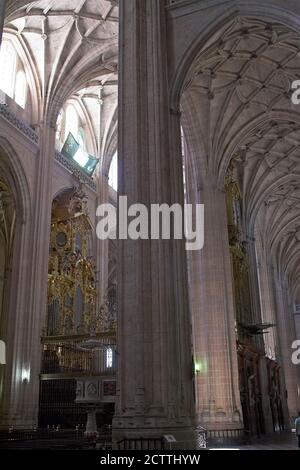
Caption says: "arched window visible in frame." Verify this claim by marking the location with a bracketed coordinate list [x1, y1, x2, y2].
[106, 347, 113, 369]
[65, 104, 79, 142]
[77, 127, 86, 150]
[0, 41, 16, 98]
[55, 110, 64, 144]
[109, 153, 118, 191]
[15, 70, 27, 108]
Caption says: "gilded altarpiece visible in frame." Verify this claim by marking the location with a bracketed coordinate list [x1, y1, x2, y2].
[39, 186, 116, 429]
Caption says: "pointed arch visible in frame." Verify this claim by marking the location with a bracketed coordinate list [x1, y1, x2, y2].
[0, 136, 31, 223]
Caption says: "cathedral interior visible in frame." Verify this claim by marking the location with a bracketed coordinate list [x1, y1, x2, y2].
[0, 0, 300, 451]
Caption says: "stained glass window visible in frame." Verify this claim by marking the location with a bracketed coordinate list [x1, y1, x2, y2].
[109, 153, 118, 191]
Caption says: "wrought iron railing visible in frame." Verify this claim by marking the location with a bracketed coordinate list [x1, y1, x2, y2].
[117, 438, 165, 450]
[55, 150, 96, 191]
[0, 428, 113, 450]
[0, 428, 85, 442]
[41, 333, 117, 376]
[207, 428, 250, 445]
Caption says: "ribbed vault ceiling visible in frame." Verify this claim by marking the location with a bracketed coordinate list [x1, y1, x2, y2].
[4, 0, 118, 159]
[182, 16, 300, 299]
[4, 6, 300, 298]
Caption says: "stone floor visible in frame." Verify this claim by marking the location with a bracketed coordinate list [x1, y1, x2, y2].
[209, 432, 300, 450]
[0, 431, 299, 450]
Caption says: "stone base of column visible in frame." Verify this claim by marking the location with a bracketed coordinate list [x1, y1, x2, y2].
[196, 409, 245, 447]
[198, 420, 245, 448]
[285, 409, 299, 429]
[112, 416, 197, 450]
[0, 416, 37, 430]
[85, 408, 99, 438]
[0, 402, 39, 430]
[197, 407, 243, 429]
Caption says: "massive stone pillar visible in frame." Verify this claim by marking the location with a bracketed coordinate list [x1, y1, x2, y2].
[274, 276, 300, 424]
[189, 181, 243, 431]
[0, 128, 55, 428]
[113, 0, 195, 446]
[21, 128, 56, 427]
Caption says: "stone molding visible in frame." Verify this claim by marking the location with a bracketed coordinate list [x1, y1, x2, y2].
[55, 150, 97, 191]
[0, 104, 38, 145]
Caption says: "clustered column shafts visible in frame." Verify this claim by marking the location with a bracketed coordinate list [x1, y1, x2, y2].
[113, 0, 195, 445]
[274, 277, 300, 423]
[188, 180, 243, 431]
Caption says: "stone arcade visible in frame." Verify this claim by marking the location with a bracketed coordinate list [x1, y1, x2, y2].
[0, 0, 299, 450]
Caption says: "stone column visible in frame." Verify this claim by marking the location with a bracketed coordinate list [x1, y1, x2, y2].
[0, 175, 34, 429]
[255, 244, 277, 360]
[113, 0, 195, 446]
[0, 127, 55, 428]
[254, 246, 278, 433]
[96, 172, 109, 310]
[21, 127, 56, 427]
[85, 409, 98, 438]
[189, 181, 243, 431]
[0, 0, 5, 46]
[246, 238, 264, 351]
[274, 276, 300, 425]
[258, 357, 275, 434]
